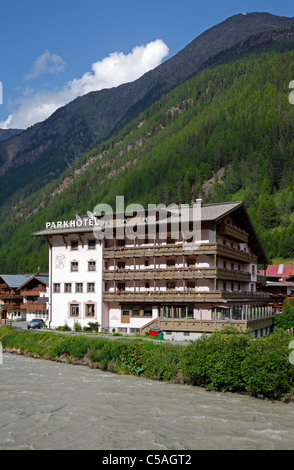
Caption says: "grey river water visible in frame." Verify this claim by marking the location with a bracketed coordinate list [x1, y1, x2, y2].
[1, 352, 294, 450]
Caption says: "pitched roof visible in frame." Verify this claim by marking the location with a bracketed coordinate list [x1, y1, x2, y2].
[200, 201, 243, 222]
[0, 274, 49, 289]
[31, 201, 268, 264]
[0, 274, 32, 288]
[265, 264, 294, 278]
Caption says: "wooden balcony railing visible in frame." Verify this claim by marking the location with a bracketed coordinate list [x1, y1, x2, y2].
[103, 243, 258, 263]
[217, 223, 249, 243]
[20, 302, 47, 310]
[103, 290, 269, 303]
[20, 289, 46, 296]
[103, 267, 251, 282]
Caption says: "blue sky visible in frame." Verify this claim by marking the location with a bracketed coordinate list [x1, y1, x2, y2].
[0, 0, 293, 129]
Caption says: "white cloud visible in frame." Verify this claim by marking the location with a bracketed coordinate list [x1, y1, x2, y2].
[0, 39, 169, 130]
[24, 50, 67, 81]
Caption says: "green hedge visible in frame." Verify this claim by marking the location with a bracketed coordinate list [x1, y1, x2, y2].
[1, 325, 294, 400]
[180, 326, 294, 399]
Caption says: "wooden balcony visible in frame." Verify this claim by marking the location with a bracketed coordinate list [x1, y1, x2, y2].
[103, 267, 251, 282]
[20, 302, 47, 310]
[103, 242, 257, 263]
[103, 289, 269, 304]
[2, 302, 20, 310]
[20, 289, 46, 296]
[0, 293, 22, 299]
[217, 223, 249, 243]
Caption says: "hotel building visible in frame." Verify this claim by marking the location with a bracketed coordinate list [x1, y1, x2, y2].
[33, 201, 273, 339]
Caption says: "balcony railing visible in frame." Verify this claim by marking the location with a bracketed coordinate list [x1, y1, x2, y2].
[103, 289, 270, 303]
[217, 223, 249, 243]
[20, 302, 47, 310]
[103, 267, 251, 282]
[20, 289, 46, 296]
[139, 316, 273, 336]
[103, 242, 257, 263]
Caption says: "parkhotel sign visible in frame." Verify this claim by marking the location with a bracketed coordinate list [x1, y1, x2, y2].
[44, 198, 202, 245]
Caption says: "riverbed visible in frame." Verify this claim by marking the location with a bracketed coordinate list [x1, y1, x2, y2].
[1, 352, 294, 450]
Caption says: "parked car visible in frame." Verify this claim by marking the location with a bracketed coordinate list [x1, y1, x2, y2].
[27, 319, 45, 329]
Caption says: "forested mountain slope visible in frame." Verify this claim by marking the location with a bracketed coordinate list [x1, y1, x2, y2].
[0, 12, 294, 210]
[1, 39, 294, 272]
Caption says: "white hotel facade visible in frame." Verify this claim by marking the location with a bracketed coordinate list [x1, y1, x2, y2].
[33, 200, 273, 340]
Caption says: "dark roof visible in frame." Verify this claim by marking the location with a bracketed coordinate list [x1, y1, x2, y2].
[32, 201, 268, 264]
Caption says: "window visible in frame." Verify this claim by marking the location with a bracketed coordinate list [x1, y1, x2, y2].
[145, 260, 149, 267]
[187, 259, 195, 267]
[122, 307, 130, 316]
[54, 283, 60, 293]
[118, 283, 125, 291]
[71, 261, 78, 272]
[70, 304, 79, 316]
[167, 259, 175, 267]
[145, 282, 150, 289]
[187, 282, 195, 289]
[71, 241, 78, 250]
[65, 283, 71, 293]
[167, 281, 175, 290]
[87, 282, 95, 292]
[143, 306, 152, 317]
[117, 240, 125, 247]
[76, 283, 83, 293]
[88, 240, 96, 249]
[132, 306, 140, 316]
[118, 261, 125, 269]
[86, 304, 95, 316]
[88, 261, 96, 271]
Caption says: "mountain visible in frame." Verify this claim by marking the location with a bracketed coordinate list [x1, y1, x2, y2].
[1, 12, 294, 208]
[0, 128, 23, 143]
[1, 31, 294, 272]
[1, 12, 294, 273]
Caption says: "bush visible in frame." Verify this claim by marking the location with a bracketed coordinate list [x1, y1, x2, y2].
[273, 307, 294, 330]
[181, 326, 252, 391]
[73, 322, 82, 332]
[241, 329, 294, 399]
[142, 343, 182, 381]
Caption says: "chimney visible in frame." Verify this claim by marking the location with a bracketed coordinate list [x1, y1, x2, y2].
[196, 198, 202, 206]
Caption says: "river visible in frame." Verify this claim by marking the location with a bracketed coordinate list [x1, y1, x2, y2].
[1, 352, 294, 450]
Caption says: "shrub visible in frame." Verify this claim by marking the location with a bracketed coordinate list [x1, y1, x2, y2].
[87, 322, 100, 332]
[181, 326, 252, 391]
[273, 308, 294, 330]
[73, 321, 82, 332]
[142, 343, 182, 381]
[241, 329, 294, 399]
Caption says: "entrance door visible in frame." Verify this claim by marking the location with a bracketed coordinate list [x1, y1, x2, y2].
[121, 306, 130, 323]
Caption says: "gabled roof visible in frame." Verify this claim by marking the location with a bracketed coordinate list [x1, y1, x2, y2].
[18, 274, 49, 289]
[0, 274, 49, 289]
[32, 201, 268, 264]
[264, 264, 294, 279]
[200, 201, 243, 222]
[0, 274, 32, 288]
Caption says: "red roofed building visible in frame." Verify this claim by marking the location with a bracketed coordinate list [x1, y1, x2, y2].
[257, 264, 294, 310]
